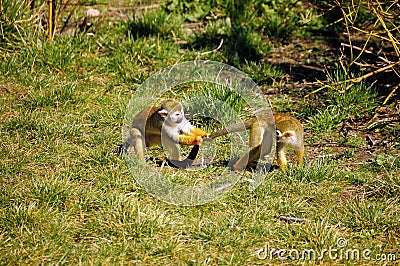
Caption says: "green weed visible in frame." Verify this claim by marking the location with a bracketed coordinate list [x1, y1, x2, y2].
[308, 67, 379, 132]
[127, 11, 183, 40]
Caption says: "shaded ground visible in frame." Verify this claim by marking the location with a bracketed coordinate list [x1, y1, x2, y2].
[264, 36, 400, 166]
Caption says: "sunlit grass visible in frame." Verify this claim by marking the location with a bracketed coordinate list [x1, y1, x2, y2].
[0, 1, 398, 265]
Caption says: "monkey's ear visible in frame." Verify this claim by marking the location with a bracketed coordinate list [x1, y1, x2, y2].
[283, 130, 295, 137]
[158, 109, 169, 118]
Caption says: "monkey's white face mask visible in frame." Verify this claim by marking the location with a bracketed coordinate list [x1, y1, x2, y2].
[169, 110, 184, 124]
[276, 130, 298, 146]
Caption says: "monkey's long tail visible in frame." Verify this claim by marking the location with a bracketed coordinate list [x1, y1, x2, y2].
[209, 120, 252, 139]
[167, 145, 199, 169]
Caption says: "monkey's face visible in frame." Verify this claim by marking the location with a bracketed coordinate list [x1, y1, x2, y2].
[277, 130, 297, 145]
[158, 105, 184, 125]
[169, 110, 184, 124]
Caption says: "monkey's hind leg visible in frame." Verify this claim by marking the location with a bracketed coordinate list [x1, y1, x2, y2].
[162, 137, 182, 161]
[232, 145, 261, 172]
[277, 144, 288, 170]
[295, 147, 304, 167]
[121, 128, 146, 160]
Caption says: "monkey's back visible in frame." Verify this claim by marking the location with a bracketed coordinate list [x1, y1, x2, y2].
[131, 106, 163, 146]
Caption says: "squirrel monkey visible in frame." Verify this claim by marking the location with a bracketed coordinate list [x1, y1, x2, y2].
[209, 114, 304, 171]
[122, 99, 209, 168]
[274, 114, 304, 170]
[209, 115, 275, 171]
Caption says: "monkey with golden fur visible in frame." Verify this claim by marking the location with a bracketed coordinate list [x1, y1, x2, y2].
[122, 99, 209, 168]
[274, 114, 304, 170]
[209, 114, 304, 171]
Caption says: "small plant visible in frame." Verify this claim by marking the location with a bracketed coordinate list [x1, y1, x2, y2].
[261, 5, 299, 42]
[239, 61, 283, 85]
[308, 105, 345, 132]
[308, 66, 379, 132]
[280, 157, 338, 183]
[327, 68, 379, 118]
[345, 136, 365, 147]
[127, 11, 183, 40]
[182, 82, 248, 124]
[369, 154, 400, 171]
[342, 198, 399, 233]
[163, 0, 212, 22]
[365, 169, 400, 199]
[225, 26, 268, 64]
[0, 0, 37, 51]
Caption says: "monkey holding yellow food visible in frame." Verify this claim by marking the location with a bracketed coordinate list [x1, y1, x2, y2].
[122, 99, 209, 168]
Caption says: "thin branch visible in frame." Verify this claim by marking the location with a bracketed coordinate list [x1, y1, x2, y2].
[306, 61, 400, 97]
[198, 39, 224, 57]
[367, 82, 400, 125]
[276, 215, 306, 223]
[341, 42, 394, 64]
[371, 4, 400, 56]
[352, 26, 400, 44]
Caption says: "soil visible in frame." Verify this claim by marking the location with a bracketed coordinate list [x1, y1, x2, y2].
[264, 35, 400, 166]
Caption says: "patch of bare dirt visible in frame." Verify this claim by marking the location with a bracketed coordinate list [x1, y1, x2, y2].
[264, 36, 400, 166]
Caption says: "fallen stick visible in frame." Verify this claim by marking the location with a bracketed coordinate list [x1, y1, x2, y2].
[276, 215, 306, 223]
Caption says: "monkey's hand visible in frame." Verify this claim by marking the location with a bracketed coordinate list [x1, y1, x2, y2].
[189, 127, 210, 138]
[178, 135, 203, 146]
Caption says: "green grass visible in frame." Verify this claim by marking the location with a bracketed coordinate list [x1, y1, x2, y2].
[306, 68, 379, 133]
[1, 1, 399, 265]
